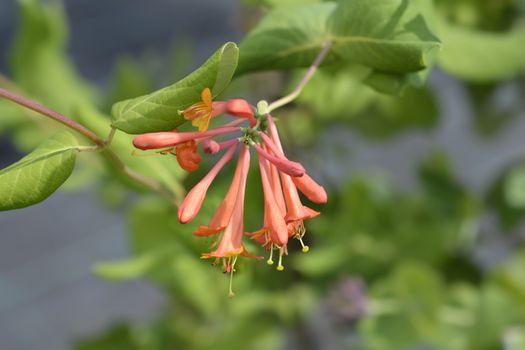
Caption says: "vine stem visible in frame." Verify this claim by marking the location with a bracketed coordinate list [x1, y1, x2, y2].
[267, 40, 333, 113]
[0, 87, 180, 204]
[0, 87, 104, 146]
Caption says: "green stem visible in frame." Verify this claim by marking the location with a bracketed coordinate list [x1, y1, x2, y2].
[267, 41, 332, 113]
[105, 126, 117, 145]
[0, 87, 179, 204]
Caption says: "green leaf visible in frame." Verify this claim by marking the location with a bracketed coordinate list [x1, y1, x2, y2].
[241, 0, 321, 7]
[10, 0, 96, 114]
[93, 251, 167, 281]
[295, 65, 377, 118]
[360, 263, 445, 349]
[237, 0, 440, 78]
[439, 282, 524, 350]
[505, 327, 525, 350]
[330, 0, 440, 72]
[492, 250, 525, 310]
[74, 324, 140, 350]
[111, 42, 239, 134]
[237, 3, 336, 74]
[488, 167, 525, 230]
[349, 85, 439, 138]
[3, 0, 97, 153]
[0, 99, 29, 134]
[363, 63, 435, 94]
[106, 56, 154, 108]
[504, 163, 525, 209]
[125, 198, 229, 315]
[464, 284, 524, 349]
[438, 22, 525, 82]
[359, 0, 439, 94]
[363, 71, 411, 95]
[295, 65, 438, 137]
[0, 131, 78, 211]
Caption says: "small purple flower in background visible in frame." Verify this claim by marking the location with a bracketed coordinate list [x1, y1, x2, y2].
[323, 277, 368, 325]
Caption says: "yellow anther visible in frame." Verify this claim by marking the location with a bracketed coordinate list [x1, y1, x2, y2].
[298, 236, 309, 253]
[266, 245, 274, 265]
[228, 256, 237, 298]
[276, 248, 284, 271]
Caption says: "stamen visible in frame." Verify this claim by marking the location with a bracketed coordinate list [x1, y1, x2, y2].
[298, 237, 310, 253]
[266, 245, 274, 265]
[228, 256, 238, 298]
[276, 247, 285, 271]
[209, 235, 219, 247]
[296, 221, 306, 237]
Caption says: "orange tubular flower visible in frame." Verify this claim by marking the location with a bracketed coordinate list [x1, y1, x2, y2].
[200, 146, 260, 297]
[250, 155, 290, 270]
[252, 143, 305, 177]
[201, 146, 251, 259]
[262, 156, 290, 248]
[193, 145, 246, 237]
[178, 145, 237, 224]
[133, 126, 240, 150]
[291, 173, 328, 204]
[266, 115, 324, 255]
[260, 132, 326, 204]
[269, 160, 286, 217]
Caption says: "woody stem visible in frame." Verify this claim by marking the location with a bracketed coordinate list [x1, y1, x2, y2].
[267, 40, 332, 113]
[0, 87, 181, 204]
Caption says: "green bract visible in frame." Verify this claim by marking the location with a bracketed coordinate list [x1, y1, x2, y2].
[0, 131, 78, 211]
[111, 42, 239, 134]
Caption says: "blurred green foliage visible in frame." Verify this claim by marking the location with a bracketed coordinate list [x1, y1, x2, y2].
[0, 0, 525, 349]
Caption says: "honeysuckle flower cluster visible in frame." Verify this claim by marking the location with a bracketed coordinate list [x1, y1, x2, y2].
[133, 88, 327, 295]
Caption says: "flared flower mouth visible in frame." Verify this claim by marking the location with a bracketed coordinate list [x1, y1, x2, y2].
[178, 88, 257, 132]
[179, 88, 214, 132]
[175, 140, 201, 172]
